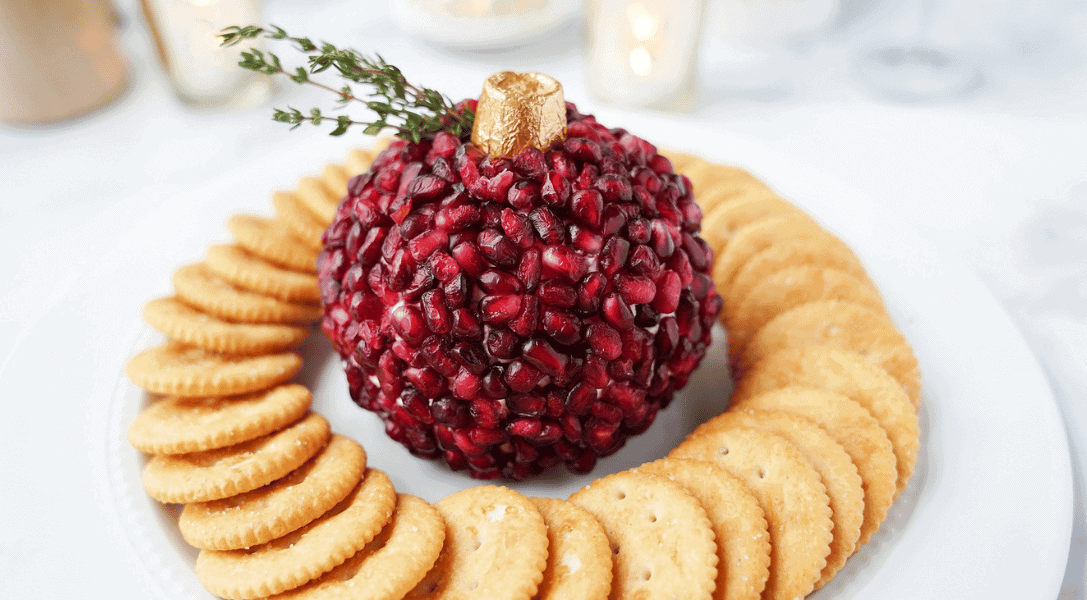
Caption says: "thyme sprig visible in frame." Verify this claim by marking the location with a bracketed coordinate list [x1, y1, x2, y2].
[220, 25, 474, 142]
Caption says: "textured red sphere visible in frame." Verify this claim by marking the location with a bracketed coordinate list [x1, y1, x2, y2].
[318, 103, 722, 480]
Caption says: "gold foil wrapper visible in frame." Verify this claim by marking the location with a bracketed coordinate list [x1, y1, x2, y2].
[471, 72, 567, 158]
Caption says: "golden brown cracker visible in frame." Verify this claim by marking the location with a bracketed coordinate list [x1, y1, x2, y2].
[205, 244, 321, 303]
[700, 193, 810, 257]
[267, 494, 446, 600]
[725, 266, 885, 366]
[272, 190, 327, 252]
[568, 470, 719, 600]
[125, 340, 302, 398]
[733, 345, 919, 496]
[728, 236, 872, 308]
[713, 214, 837, 297]
[633, 458, 770, 600]
[670, 427, 832, 600]
[736, 300, 922, 406]
[691, 410, 863, 588]
[142, 296, 309, 355]
[295, 176, 339, 226]
[127, 383, 311, 455]
[195, 468, 397, 600]
[180, 434, 366, 551]
[227, 214, 319, 274]
[321, 164, 351, 204]
[729, 385, 898, 546]
[142, 412, 329, 504]
[529, 497, 613, 600]
[173, 263, 323, 325]
[405, 485, 548, 600]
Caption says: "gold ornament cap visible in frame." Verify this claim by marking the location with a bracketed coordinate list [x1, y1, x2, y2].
[471, 71, 567, 158]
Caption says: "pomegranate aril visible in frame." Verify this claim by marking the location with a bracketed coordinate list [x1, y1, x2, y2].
[516, 248, 542, 292]
[478, 269, 523, 294]
[599, 236, 631, 277]
[480, 368, 510, 400]
[477, 228, 520, 268]
[513, 146, 547, 180]
[564, 137, 603, 163]
[541, 171, 571, 206]
[521, 338, 569, 377]
[421, 335, 459, 377]
[542, 308, 582, 346]
[451, 241, 486, 277]
[508, 417, 542, 438]
[529, 207, 565, 245]
[615, 273, 657, 306]
[470, 396, 509, 428]
[542, 245, 589, 284]
[577, 272, 607, 313]
[602, 293, 635, 330]
[570, 189, 603, 228]
[626, 218, 652, 244]
[565, 382, 597, 415]
[510, 294, 540, 338]
[452, 368, 483, 400]
[453, 343, 488, 374]
[443, 274, 470, 308]
[480, 294, 522, 326]
[486, 327, 521, 359]
[507, 180, 541, 210]
[585, 322, 622, 360]
[591, 401, 624, 424]
[538, 280, 578, 308]
[508, 394, 546, 416]
[505, 359, 544, 393]
[405, 366, 446, 397]
[356, 228, 387, 267]
[567, 225, 603, 254]
[391, 304, 427, 345]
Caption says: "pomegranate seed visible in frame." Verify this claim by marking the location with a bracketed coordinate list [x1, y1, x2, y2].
[565, 382, 597, 415]
[541, 171, 571, 206]
[510, 294, 540, 338]
[507, 180, 541, 210]
[513, 146, 547, 180]
[486, 328, 521, 359]
[480, 294, 523, 326]
[508, 394, 546, 416]
[586, 322, 622, 360]
[477, 229, 520, 268]
[542, 308, 582, 346]
[516, 248, 542, 292]
[538, 280, 578, 308]
[570, 189, 603, 228]
[505, 359, 544, 393]
[542, 245, 589, 283]
[600, 236, 631, 277]
[615, 273, 657, 306]
[478, 269, 523, 294]
[577, 272, 607, 313]
[567, 225, 603, 254]
[602, 293, 635, 330]
[529, 207, 565, 245]
[452, 368, 482, 400]
[391, 304, 427, 345]
[564, 137, 603, 163]
[521, 338, 569, 377]
[405, 366, 446, 397]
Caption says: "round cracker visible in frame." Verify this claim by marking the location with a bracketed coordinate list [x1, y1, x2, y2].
[322, 163, 351, 202]
[700, 193, 809, 257]
[736, 300, 922, 406]
[205, 244, 321, 303]
[125, 340, 302, 398]
[405, 485, 548, 600]
[345, 147, 377, 177]
[725, 266, 886, 366]
[713, 213, 837, 296]
[690, 409, 863, 588]
[142, 412, 329, 504]
[195, 468, 397, 600]
[227, 214, 319, 274]
[529, 497, 613, 600]
[180, 434, 367, 551]
[173, 263, 323, 325]
[670, 427, 832, 600]
[127, 383, 312, 455]
[733, 345, 919, 495]
[729, 385, 898, 546]
[295, 176, 339, 226]
[267, 494, 446, 600]
[728, 236, 872, 307]
[142, 296, 309, 355]
[569, 470, 719, 600]
[272, 190, 326, 251]
[633, 457, 770, 600]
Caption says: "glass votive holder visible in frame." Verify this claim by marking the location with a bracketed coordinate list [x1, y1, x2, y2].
[139, 0, 272, 108]
[584, 0, 707, 112]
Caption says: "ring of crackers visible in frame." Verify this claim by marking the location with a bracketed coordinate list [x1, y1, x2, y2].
[124, 146, 922, 600]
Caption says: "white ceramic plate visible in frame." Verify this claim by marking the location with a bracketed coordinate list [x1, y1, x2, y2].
[104, 119, 1073, 600]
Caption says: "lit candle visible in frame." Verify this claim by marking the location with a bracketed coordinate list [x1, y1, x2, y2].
[585, 0, 706, 111]
[140, 0, 271, 107]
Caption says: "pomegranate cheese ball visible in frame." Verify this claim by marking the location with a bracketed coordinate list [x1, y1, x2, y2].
[318, 95, 721, 480]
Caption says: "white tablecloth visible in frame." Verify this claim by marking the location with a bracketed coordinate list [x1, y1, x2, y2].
[1, 1, 1084, 598]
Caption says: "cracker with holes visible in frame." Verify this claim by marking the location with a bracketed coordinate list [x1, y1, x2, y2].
[142, 412, 329, 504]
[733, 345, 919, 495]
[227, 214, 320, 273]
[671, 427, 832, 600]
[568, 470, 719, 600]
[724, 266, 886, 365]
[267, 494, 446, 600]
[713, 213, 839, 297]
[195, 468, 396, 600]
[736, 300, 922, 405]
[691, 410, 863, 589]
[180, 434, 366, 551]
[405, 485, 548, 600]
[633, 457, 770, 600]
[700, 193, 810, 257]
[127, 383, 311, 455]
[204, 244, 322, 303]
[125, 340, 303, 398]
[141, 296, 310, 355]
[529, 497, 613, 600]
[272, 190, 327, 251]
[728, 385, 898, 546]
[728, 236, 872, 308]
[173, 263, 323, 324]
